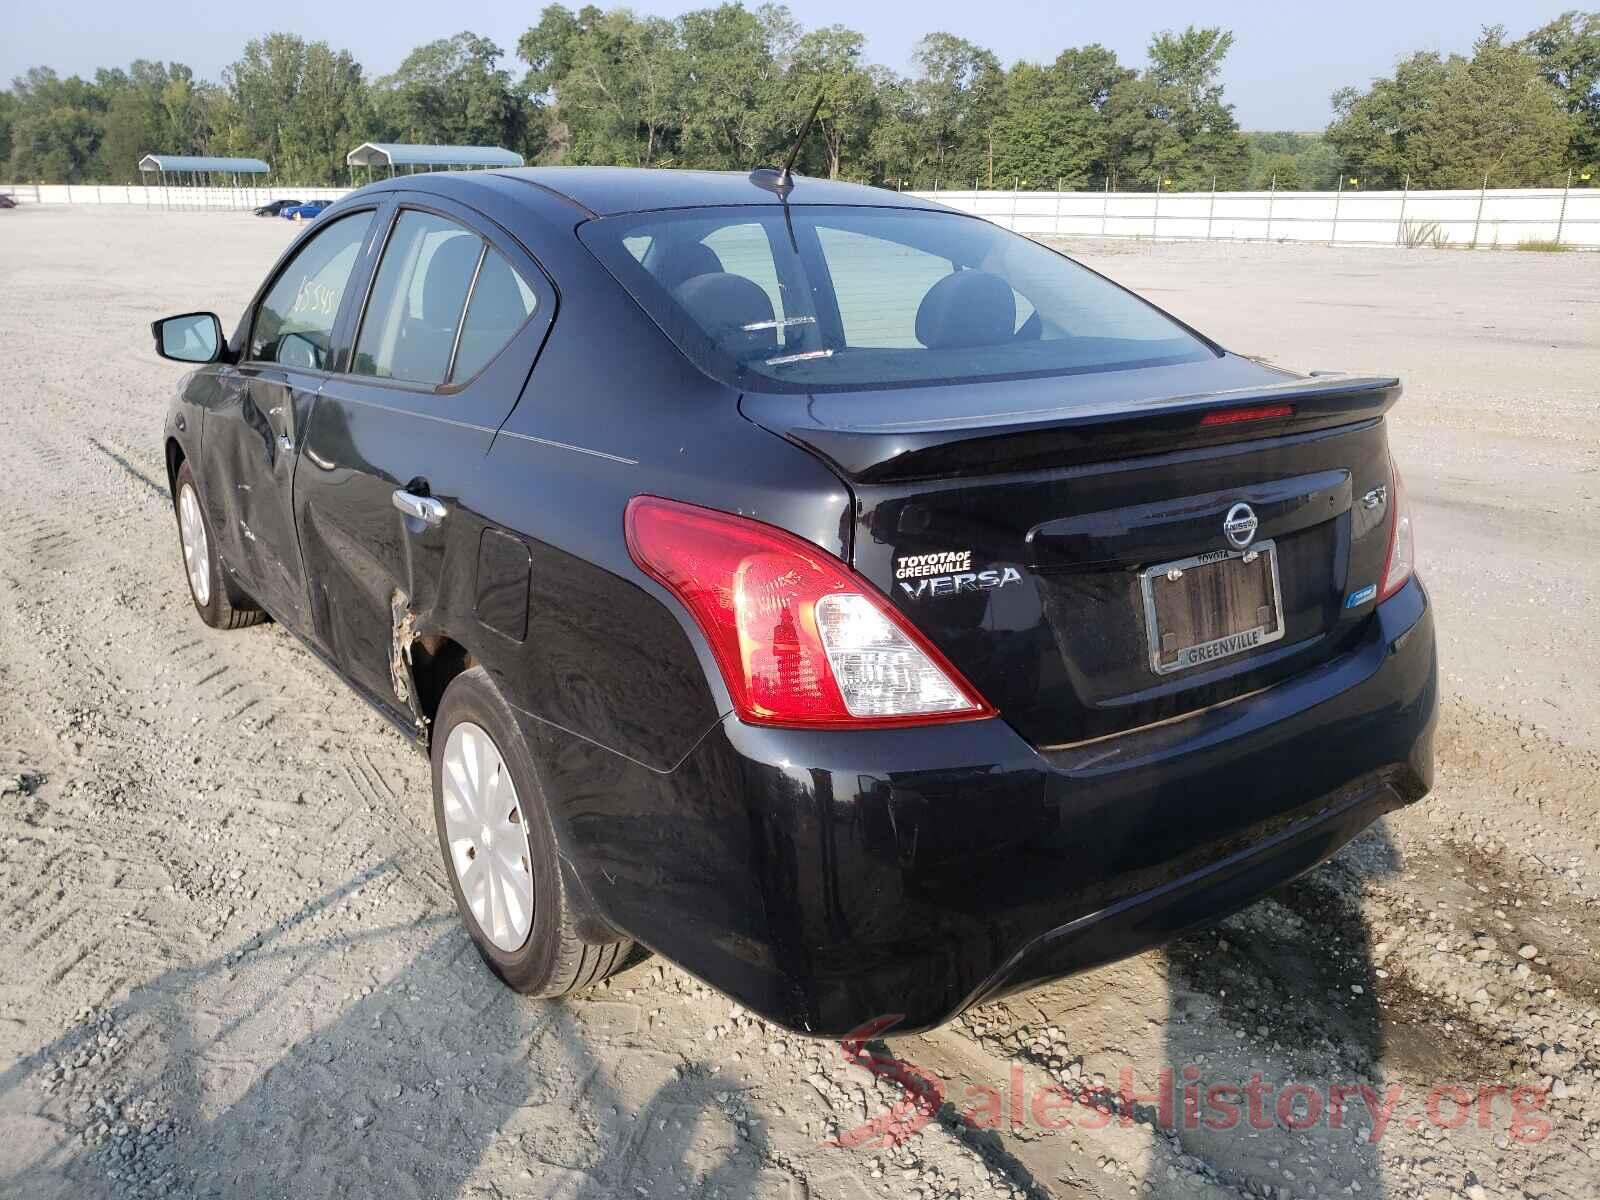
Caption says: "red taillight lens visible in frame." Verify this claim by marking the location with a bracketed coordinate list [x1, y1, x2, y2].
[1199, 403, 1294, 426]
[625, 496, 994, 728]
[1378, 461, 1414, 602]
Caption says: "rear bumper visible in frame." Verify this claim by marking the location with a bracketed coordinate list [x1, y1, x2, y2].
[541, 578, 1435, 1037]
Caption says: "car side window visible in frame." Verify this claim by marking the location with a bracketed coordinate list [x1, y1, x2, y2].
[352, 211, 482, 386]
[449, 248, 539, 383]
[248, 212, 373, 368]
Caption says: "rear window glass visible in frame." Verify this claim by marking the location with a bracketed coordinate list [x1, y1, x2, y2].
[579, 205, 1212, 393]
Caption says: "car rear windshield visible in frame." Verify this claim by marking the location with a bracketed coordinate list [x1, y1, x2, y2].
[578, 204, 1214, 394]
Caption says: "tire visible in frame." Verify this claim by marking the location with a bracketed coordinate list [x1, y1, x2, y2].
[431, 666, 632, 996]
[173, 459, 267, 630]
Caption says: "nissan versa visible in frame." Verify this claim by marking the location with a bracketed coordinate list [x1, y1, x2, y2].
[152, 167, 1436, 1036]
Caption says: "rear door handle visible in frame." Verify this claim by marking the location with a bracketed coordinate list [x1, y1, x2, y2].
[392, 490, 447, 527]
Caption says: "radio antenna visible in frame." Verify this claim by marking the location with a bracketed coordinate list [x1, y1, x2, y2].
[779, 92, 825, 191]
[748, 91, 825, 203]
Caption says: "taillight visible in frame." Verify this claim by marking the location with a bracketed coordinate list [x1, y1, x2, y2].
[1378, 461, 1414, 602]
[625, 496, 994, 728]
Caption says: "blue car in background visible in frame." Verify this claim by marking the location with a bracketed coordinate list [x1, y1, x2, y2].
[280, 200, 331, 222]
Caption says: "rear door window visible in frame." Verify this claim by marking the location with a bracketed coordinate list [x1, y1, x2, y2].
[352, 210, 541, 387]
[353, 211, 481, 385]
[450, 248, 539, 383]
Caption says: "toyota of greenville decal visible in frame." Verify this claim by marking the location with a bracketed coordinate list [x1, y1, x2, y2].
[895, 550, 1023, 600]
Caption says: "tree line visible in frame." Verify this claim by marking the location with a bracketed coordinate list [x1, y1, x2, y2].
[2, 6, 1596, 191]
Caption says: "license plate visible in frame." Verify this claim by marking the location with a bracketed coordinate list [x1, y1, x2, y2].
[1139, 541, 1285, 675]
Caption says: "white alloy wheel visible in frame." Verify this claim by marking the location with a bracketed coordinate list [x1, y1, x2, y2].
[178, 482, 211, 607]
[441, 721, 535, 952]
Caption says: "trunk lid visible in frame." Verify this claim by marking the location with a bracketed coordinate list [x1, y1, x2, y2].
[742, 355, 1401, 748]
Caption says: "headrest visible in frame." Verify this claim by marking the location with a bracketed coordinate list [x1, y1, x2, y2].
[673, 273, 777, 355]
[914, 270, 1017, 350]
[652, 241, 725, 293]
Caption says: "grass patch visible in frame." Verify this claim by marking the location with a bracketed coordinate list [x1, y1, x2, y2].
[1515, 237, 1570, 252]
[1399, 219, 1450, 249]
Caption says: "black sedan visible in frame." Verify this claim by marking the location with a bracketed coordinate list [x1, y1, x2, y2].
[153, 167, 1436, 1036]
[252, 198, 303, 217]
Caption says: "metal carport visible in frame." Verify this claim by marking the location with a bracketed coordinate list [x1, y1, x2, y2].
[345, 143, 524, 180]
[137, 154, 271, 177]
[136, 155, 273, 209]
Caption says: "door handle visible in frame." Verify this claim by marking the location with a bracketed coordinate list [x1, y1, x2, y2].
[392, 489, 447, 527]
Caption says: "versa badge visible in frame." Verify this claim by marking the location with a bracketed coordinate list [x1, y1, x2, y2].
[896, 551, 1023, 600]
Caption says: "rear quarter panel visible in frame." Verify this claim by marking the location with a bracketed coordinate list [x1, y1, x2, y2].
[466, 196, 855, 946]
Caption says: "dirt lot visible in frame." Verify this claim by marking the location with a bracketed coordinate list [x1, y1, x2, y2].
[0, 207, 1596, 1200]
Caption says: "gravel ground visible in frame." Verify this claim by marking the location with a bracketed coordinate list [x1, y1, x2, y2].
[0, 207, 1596, 1200]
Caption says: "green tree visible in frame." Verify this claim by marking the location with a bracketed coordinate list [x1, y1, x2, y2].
[1325, 51, 1446, 187]
[782, 25, 878, 178]
[1329, 28, 1575, 187]
[992, 62, 1095, 188]
[675, 3, 787, 169]
[896, 33, 1002, 186]
[1521, 10, 1600, 169]
[1091, 27, 1248, 190]
[520, 6, 682, 166]
[0, 90, 14, 166]
[1143, 26, 1249, 188]
[95, 61, 211, 182]
[292, 42, 370, 184]
[863, 67, 921, 185]
[375, 33, 530, 154]
[224, 34, 307, 173]
[6, 68, 106, 181]
[1411, 29, 1574, 186]
[1245, 131, 1340, 190]
[225, 34, 370, 184]
[989, 45, 1128, 188]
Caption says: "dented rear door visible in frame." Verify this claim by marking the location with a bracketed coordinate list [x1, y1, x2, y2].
[292, 194, 555, 715]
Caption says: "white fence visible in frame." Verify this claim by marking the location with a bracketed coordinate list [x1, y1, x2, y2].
[0, 182, 352, 210]
[6, 179, 1598, 247]
[913, 185, 1600, 248]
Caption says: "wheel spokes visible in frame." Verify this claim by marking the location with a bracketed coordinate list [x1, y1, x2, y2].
[440, 720, 534, 952]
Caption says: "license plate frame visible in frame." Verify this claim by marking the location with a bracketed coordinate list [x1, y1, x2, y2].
[1139, 541, 1285, 676]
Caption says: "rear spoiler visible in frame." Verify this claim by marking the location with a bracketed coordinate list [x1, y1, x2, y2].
[778, 375, 1401, 484]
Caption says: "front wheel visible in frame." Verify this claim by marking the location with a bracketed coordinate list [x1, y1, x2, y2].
[431, 667, 631, 996]
[173, 459, 266, 630]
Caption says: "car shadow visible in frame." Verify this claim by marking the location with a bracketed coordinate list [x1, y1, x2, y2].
[0, 866, 787, 1199]
[1155, 817, 1405, 1196]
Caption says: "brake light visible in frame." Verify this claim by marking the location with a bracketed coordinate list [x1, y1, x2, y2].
[1199, 403, 1294, 426]
[625, 496, 994, 728]
[1378, 461, 1414, 602]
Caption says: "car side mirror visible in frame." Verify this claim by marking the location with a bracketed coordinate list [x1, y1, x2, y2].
[152, 312, 226, 364]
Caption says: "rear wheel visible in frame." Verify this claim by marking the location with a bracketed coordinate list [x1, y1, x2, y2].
[431, 667, 631, 996]
[173, 460, 266, 630]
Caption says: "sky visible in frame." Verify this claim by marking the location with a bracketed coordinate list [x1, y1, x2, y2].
[2, 0, 1575, 131]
